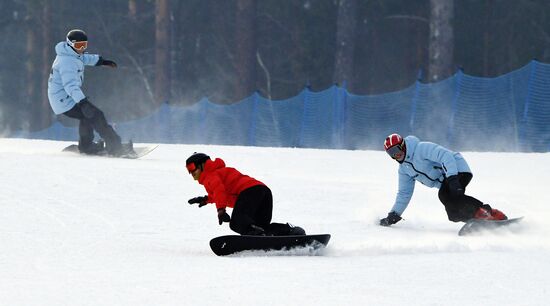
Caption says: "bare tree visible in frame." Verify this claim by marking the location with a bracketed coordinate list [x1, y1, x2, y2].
[482, 0, 494, 76]
[333, 0, 358, 89]
[40, 0, 52, 128]
[24, 2, 43, 130]
[234, 0, 257, 100]
[25, 20, 37, 117]
[128, 0, 138, 21]
[155, 0, 171, 105]
[428, 0, 454, 82]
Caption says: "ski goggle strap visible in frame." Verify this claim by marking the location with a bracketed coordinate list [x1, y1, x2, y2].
[67, 38, 88, 50]
[186, 163, 197, 173]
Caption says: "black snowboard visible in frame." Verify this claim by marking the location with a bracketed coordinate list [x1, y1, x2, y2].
[458, 217, 524, 236]
[62, 144, 158, 159]
[209, 234, 331, 256]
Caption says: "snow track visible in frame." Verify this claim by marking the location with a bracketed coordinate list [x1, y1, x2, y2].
[1, 139, 549, 305]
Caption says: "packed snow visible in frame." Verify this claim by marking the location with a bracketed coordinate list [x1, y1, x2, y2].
[0, 138, 549, 305]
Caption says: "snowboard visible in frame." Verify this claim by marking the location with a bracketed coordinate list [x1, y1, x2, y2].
[458, 217, 524, 236]
[209, 234, 331, 256]
[62, 144, 159, 159]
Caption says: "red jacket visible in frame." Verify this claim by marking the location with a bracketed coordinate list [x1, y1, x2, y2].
[198, 158, 265, 209]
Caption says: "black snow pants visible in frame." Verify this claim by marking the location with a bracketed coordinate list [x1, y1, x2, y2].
[438, 172, 485, 222]
[63, 100, 121, 154]
[229, 185, 293, 235]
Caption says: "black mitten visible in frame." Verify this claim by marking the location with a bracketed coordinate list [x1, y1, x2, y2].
[217, 208, 231, 225]
[380, 211, 402, 226]
[96, 57, 117, 68]
[188, 196, 208, 207]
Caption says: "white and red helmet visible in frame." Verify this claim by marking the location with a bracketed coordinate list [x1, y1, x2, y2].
[384, 133, 403, 151]
[384, 133, 406, 161]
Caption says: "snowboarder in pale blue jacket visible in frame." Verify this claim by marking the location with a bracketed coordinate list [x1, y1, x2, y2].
[380, 134, 507, 226]
[48, 29, 133, 156]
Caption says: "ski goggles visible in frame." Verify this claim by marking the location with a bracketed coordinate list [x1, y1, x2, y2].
[67, 38, 88, 51]
[186, 163, 197, 173]
[385, 144, 405, 160]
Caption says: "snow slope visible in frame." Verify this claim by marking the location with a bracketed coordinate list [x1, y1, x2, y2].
[0, 139, 549, 306]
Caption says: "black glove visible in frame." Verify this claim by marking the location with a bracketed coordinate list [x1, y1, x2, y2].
[380, 211, 402, 226]
[217, 208, 231, 225]
[188, 196, 208, 207]
[78, 97, 98, 119]
[96, 57, 117, 68]
[446, 175, 464, 197]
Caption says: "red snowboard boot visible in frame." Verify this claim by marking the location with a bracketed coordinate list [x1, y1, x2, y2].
[474, 206, 508, 221]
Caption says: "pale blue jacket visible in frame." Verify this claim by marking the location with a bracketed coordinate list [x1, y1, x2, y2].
[47, 42, 100, 114]
[390, 136, 471, 216]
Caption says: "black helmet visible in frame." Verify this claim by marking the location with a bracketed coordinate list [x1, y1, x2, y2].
[186, 152, 210, 172]
[66, 29, 88, 42]
[66, 29, 88, 51]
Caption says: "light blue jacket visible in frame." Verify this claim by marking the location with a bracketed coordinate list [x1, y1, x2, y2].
[390, 135, 471, 215]
[47, 42, 100, 114]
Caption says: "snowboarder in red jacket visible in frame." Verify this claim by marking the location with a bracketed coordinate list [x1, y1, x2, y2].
[186, 153, 306, 236]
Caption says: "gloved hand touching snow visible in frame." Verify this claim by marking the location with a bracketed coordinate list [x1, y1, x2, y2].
[380, 211, 402, 226]
[217, 208, 231, 225]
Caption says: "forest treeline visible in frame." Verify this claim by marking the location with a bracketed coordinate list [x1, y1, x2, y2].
[0, 0, 548, 131]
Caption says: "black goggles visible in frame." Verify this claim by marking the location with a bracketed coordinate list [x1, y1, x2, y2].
[386, 145, 404, 159]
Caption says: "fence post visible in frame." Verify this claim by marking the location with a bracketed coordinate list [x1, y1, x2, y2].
[447, 69, 463, 148]
[297, 86, 311, 147]
[343, 86, 349, 149]
[248, 92, 260, 146]
[333, 83, 346, 149]
[409, 69, 423, 133]
[519, 60, 537, 152]
[160, 102, 171, 143]
[54, 121, 61, 141]
[197, 97, 209, 144]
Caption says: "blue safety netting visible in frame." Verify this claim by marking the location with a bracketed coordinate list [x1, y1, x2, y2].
[11, 60, 550, 152]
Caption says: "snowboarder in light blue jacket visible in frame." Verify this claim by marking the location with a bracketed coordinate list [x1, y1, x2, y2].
[380, 134, 508, 226]
[48, 29, 133, 156]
